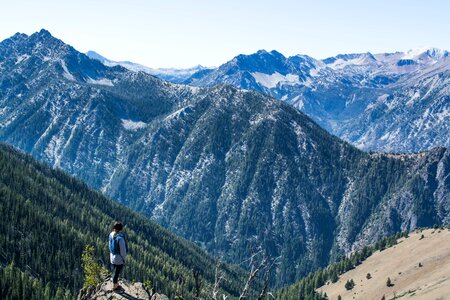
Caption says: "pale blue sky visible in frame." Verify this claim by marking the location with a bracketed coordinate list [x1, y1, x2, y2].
[1, 0, 449, 68]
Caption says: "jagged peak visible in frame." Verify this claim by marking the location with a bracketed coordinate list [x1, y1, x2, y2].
[37, 28, 52, 37]
[255, 49, 269, 55]
[25, 28, 68, 50]
[233, 49, 287, 60]
[269, 49, 284, 56]
[0, 32, 28, 47]
[11, 32, 28, 40]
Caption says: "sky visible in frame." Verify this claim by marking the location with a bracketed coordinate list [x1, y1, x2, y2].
[0, 0, 449, 68]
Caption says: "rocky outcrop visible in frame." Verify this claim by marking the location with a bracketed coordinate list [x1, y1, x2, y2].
[77, 280, 162, 300]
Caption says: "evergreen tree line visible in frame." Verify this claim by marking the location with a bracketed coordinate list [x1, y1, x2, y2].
[0, 262, 71, 300]
[0, 144, 259, 299]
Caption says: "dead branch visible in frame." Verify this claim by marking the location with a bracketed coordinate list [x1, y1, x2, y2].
[257, 257, 278, 300]
[239, 252, 267, 300]
[212, 258, 225, 300]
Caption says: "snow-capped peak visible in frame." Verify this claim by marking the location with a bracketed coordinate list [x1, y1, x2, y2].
[402, 47, 449, 61]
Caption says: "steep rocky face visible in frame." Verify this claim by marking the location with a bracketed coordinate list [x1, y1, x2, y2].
[1, 30, 449, 286]
[336, 62, 450, 152]
[0, 29, 191, 190]
[185, 49, 450, 153]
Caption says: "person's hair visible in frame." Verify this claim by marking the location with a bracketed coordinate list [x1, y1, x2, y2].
[112, 222, 123, 231]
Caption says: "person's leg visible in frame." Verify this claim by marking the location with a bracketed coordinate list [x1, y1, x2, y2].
[112, 264, 124, 288]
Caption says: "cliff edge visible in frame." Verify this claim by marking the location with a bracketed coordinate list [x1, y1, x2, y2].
[77, 279, 168, 300]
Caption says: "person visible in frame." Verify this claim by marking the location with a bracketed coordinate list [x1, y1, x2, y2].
[109, 222, 127, 291]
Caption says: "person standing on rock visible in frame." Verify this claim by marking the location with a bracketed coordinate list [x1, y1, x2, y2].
[109, 221, 127, 291]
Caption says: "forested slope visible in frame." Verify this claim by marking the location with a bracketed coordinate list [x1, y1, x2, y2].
[0, 144, 255, 299]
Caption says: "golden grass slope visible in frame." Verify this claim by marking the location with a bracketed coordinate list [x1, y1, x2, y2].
[318, 229, 450, 300]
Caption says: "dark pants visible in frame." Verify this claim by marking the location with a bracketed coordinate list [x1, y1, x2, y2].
[112, 264, 124, 284]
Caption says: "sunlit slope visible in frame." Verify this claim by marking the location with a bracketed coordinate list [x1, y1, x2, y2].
[318, 229, 450, 300]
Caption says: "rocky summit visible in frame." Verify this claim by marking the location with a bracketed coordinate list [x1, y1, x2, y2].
[0, 30, 449, 286]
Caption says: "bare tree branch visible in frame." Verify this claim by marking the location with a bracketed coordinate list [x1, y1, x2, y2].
[257, 256, 279, 300]
[239, 252, 267, 300]
[212, 258, 225, 300]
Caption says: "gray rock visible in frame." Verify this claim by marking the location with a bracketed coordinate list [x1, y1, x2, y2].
[150, 293, 170, 300]
[78, 280, 152, 300]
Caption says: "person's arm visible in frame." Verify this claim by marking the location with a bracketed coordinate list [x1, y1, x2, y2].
[119, 237, 127, 262]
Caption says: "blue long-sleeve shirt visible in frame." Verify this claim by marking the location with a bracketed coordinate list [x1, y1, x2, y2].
[109, 231, 127, 265]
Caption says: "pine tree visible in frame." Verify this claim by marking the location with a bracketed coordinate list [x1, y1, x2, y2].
[44, 282, 52, 300]
[81, 245, 108, 288]
[344, 279, 354, 290]
[386, 277, 392, 287]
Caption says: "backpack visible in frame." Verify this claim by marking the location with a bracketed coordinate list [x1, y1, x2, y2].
[109, 233, 127, 255]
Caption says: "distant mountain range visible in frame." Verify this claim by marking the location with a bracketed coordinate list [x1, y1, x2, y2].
[86, 50, 207, 83]
[183, 48, 450, 152]
[0, 29, 449, 287]
[87, 47, 450, 153]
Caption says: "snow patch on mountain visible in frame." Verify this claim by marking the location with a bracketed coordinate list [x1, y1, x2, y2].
[327, 55, 377, 70]
[60, 60, 75, 81]
[87, 77, 114, 86]
[121, 119, 147, 130]
[164, 106, 192, 121]
[15, 54, 29, 64]
[251, 72, 300, 88]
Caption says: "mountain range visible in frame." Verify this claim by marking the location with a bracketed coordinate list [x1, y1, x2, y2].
[182, 48, 450, 153]
[86, 46, 450, 153]
[86, 50, 206, 84]
[0, 30, 449, 287]
[86, 47, 450, 153]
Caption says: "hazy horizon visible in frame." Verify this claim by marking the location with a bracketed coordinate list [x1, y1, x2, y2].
[1, 0, 449, 68]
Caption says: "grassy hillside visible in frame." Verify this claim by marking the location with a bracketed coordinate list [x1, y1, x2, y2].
[318, 228, 450, 300]
[277, 228, 450, 300]
[0, 143, 258, 299]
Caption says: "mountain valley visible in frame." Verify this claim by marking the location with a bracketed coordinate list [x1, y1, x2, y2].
[0, 30, 449, 288]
